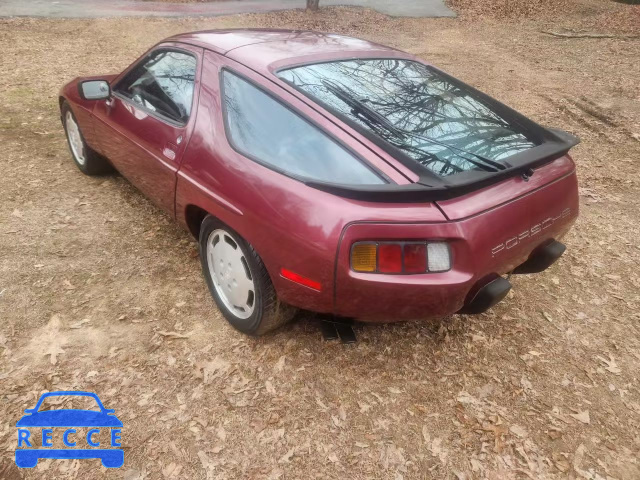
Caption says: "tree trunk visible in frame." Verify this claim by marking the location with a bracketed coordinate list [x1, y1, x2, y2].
[306, 0, 320, 11]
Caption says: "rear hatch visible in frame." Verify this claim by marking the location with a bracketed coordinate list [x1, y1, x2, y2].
[332, 160, 578, 319]
[438, 155, 579, 277]
[435, 154, 576, 220]
[276, 57, 579, 202]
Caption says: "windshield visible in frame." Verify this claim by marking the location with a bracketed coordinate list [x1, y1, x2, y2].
[278, 59, 540, 178]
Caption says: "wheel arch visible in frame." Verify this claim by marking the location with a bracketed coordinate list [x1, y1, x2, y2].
[184, 204, 211, 240]
[59, 96, 69, 124]
[183, 204, 275, 286]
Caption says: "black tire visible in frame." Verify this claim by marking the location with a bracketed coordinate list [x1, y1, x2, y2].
[61, 101, 113, 176]
[199, 215, 296, 335]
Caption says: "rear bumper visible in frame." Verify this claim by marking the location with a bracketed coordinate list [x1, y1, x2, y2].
[334, 235, 572, 321]
[458, 239, 566, 314]
[332, 170, 578, 321]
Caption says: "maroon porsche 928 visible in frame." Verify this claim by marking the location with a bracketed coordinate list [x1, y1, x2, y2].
[59, 30, 579, 335]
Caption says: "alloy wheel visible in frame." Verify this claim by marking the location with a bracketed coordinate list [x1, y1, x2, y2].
[65, 111, 86, 166]
[206, 228, 256, 319]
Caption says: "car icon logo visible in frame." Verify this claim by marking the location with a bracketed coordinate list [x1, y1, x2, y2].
[15, 391, 123, 468]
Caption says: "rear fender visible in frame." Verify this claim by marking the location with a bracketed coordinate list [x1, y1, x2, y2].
[334, 168, 578, 319]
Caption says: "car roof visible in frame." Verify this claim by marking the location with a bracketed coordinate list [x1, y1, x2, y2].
[166, 29, 407, 75]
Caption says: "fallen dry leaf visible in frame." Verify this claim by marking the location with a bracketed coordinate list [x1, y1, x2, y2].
[69, 318, 91, 329]
[570, 410, 591, 424]
[265, 380, 276, 394]
[596, 354, 621, 375]
[197, 356, 231, 384]
[158, 330, 190, 339]
[161, 462, 182, 479]
[279, 447, 295, 464]
[45, 344, 65, 365]
[274, 355, 286, 372]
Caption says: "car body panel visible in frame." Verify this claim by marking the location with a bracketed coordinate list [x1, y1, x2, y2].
[225, 33, 401, 75]
[435, 155, 577, 220]
[60, 74, 118, 151]
[334, 169, 578, 319]
[174, 50, 446, 313]
[169, 29, 398, 59]
[59, 29, 580, 321]
[90, 43, 204, 216]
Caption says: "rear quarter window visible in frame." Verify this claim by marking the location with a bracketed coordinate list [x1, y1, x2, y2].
[221, 70, 385, 185]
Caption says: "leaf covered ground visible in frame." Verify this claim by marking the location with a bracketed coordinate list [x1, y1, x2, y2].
[0, 1, 639, 478]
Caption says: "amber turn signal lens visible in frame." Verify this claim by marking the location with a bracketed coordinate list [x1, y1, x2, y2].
[351, 243, 377, 272]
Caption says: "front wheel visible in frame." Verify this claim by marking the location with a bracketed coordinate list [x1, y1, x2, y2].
[62, 101, 113, 176]
[199, 216, 296, 335]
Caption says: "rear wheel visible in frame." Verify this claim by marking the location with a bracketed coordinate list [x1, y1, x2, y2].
[199, 216, 296, 335]
[62, 101, 113, 175]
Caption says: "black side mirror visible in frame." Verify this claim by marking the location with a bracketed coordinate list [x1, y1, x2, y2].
[78, 80, 111, 101]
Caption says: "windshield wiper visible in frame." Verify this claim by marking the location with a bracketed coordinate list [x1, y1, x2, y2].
[323, 80, 407, 137]
[322, 80, 506, 173]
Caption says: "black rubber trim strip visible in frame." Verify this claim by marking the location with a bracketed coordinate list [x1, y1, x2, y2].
[303, 132, 577, 203]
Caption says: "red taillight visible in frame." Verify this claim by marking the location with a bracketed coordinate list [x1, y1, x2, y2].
[378, 244, 402, 273]
[403, 244, 427, 273]
[351, 241, 449, 274]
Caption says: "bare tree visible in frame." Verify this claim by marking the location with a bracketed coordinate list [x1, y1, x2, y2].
[306, 0, 319, 11]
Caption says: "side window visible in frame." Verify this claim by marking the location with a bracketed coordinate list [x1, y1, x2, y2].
[116, 50, 197, 124]
[221, 71, 385, 185]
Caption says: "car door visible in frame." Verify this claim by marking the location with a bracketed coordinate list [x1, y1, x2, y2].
[92, 44, 203, 216]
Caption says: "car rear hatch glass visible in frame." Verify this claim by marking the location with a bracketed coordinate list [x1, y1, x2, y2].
[277, 58, 579, 201]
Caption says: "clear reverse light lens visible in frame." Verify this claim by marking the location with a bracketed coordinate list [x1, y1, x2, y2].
[427, 242, 451, 272]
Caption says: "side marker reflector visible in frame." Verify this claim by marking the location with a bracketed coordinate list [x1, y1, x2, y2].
[280, 268, 322, 291]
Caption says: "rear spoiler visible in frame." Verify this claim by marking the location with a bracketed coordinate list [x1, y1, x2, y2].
[305, 128, 579, 203]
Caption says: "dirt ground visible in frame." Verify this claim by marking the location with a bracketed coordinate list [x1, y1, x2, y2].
[1, 1, 639, 479]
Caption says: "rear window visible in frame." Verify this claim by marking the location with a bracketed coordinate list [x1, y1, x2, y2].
[221, 71, 385, 185]
[277, 59, 540, 178]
